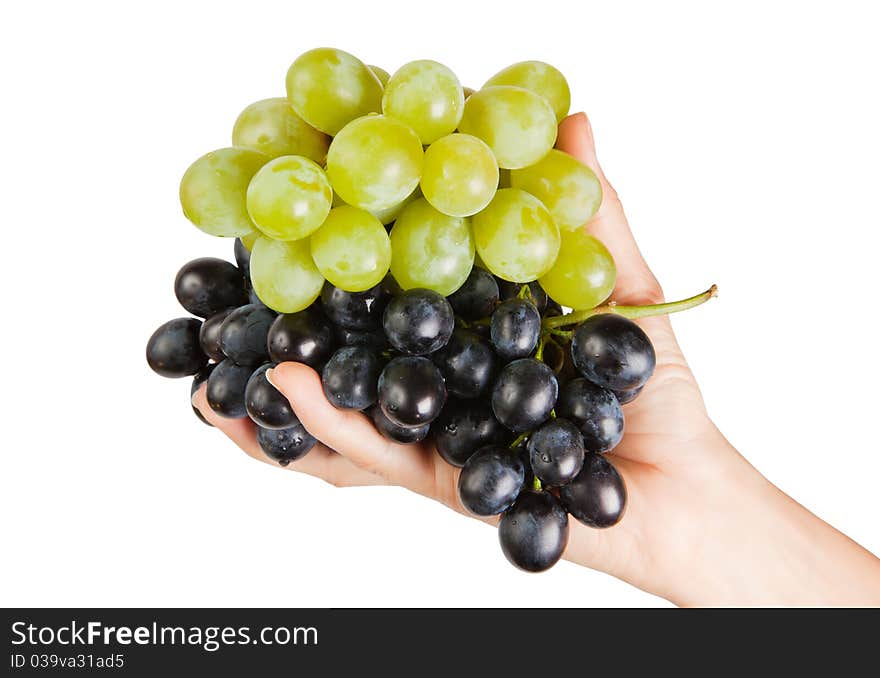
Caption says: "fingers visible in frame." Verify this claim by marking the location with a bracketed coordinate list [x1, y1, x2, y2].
[192, 386, 386, 488]
[556, 113, 663, 305]
[267, 362, 438, 494]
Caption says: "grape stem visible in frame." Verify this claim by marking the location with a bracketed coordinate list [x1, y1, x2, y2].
[541, 284, 718, 330]
[509, 432, 530, 449]
[532, 476, 543, 492]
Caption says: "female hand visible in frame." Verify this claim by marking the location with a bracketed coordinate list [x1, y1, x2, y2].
[194, 113, 880, 606]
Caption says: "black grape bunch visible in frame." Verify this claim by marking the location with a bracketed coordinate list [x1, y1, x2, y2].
[147, 47, 718, 572]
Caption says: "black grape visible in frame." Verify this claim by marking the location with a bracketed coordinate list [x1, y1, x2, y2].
[146, 318, 207, 378]
[458, 445, 525, 516]
[370, 406, 430, 444]
[267, 308, 335, 368]
[190, 363, 216, 426]
[498, 490, 569, 573]
[206, 359, 253, 418]
[447, 268, 499, 320]
[527, 418, 586, 487]
[377, 356, 446, 427]
[321, 281, 390, 330]
[382, 289, 454, 355]
[218, 304, 275, 366]
[198, 307, 234, 362]
[244, 364, 297, 429]
[559, 453, 627, 528]
[174, 257, 248, 318]
[321, 346, 381, 410]
[497, 279, 548, 314]
[432, 328, 497, 399]
[335, 325, 388, 352]
[571, 314, 656, 391]
[613, 385, 644, 405]
[556, 378, 624, 453]
[433, 399, 507, 467]
[234, 238, 251, 278]
[491, 359, 558, 433]
[545, 299, 564, 318]
[256, 423, 317, 466]
[490, 298, 541, 361]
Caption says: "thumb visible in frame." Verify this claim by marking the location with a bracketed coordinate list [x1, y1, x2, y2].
[556, 113, 663, 305]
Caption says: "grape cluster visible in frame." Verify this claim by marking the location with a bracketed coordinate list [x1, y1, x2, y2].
[149, 47, 717, 572]
[148, 247, 659, 572]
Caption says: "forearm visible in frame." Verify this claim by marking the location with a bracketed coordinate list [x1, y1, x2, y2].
[667, 435, 880, 606]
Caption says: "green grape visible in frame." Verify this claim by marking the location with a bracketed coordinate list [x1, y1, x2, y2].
[510, 149, 602, 231]
[382, 60, 464, 144]
[240, 231, 259, 251]
[389, 198, 474, 296]
[285, 47, 382, 135]
[231, 98, 330, 163]
[326, 115, 423, 212]
[310, 206, 391, 291]
[458, 86, 557, 169]
[246, 155, 332, 241]
[179, 147, 268, 237]
[371, 186, 421, 224]
[420, 134, 497, 217]
[472, 188, 560, 282]
[250, 236, 324, 313]
[369, 65, 391, 87]
[483, 61, 571, 123]
[539, 229, 616, 309]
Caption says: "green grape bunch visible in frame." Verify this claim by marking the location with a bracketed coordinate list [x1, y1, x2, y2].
[177, 47, 613, 311]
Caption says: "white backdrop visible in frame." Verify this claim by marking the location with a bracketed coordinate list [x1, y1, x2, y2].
[1, 0, 878, 608]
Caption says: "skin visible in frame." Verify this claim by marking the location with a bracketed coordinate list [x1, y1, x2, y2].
[194, 113, 880, 606]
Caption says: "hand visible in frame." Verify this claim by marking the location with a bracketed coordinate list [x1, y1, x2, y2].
[194, 113, 880, 606]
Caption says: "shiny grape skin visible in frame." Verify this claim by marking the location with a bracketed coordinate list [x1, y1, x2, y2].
[458, 445, 525, 516]
[320, 281, 390, 331]
[497, 279, 548, 314]
[244, 364, 297, 429]
[498, 490, 569, 573]
[234, 237, 251, 278]
[433, 399, 507, 467]
[218, 304, 276, 366]
[321, 346, 381, 410]
[382, 289, 454, 356]
[335, 326, 388, 352]
[174, 258, 248, 319]
[206, 359, 254, 418]
[527, 418, 586, 487]
[256, 423, 317, 466]
[559, 453, 627, 528]
[370, 406, 430, 444]
[491, 359, 558, 433]
[377, 357, 447, 427]
[432, 328, 497, 399]
[490, 298, 541, 361]
[199, 308, 234, 362]
[447, 268, 499, 321]
[571, 314, 656, 391]
[267, 308, 336, 368]
[613, 385, 644, 405]
[191, 363, 216, 426]
[556, 378, 624, 453]
[146, 318, 207, 378]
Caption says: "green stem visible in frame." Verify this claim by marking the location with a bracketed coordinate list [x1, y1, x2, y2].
[517, 284, 531, 301]
[509, 432, 530, 449]
[534, 333, 547, 362]
[542, 284, 718, 330]
[532, 476, 543, 491]
[547, 328, 573, 340]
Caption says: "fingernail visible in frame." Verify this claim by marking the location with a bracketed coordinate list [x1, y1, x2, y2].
[265, 367, 279, 390]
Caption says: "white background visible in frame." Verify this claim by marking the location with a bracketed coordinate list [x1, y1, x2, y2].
[1, 0, 878, 608]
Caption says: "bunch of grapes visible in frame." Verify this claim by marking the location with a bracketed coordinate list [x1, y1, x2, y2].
[147, 48, 716, 572]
